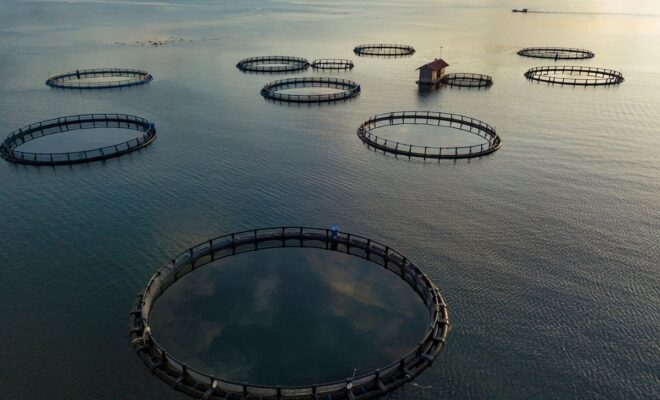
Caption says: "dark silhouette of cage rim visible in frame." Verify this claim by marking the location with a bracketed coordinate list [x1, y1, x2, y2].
[236, 56, 310, 73]
[524, 66, 624, 86]
[0, 114, 157, 165]
[130, 226, 449, 400]
[261, 77, 361, 103]
[311, 59, 355, 70]
[440, 73, 493, 88]
[353, 44, 415, 57]
[517, 47, 595, 60]
[45, 68, 153, 89]
[357, 111, 502, 160]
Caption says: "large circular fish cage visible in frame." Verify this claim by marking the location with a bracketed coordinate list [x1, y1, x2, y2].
[357, 111, 502, 159]
[45, 68, 152, 89]
[261, 77, 361, 103]
[0, 114, 157, 165]
[524, 66, 624, 86]
[353, 44, 415, 57]
[440, 73, 493, 88]
[311, 59, 355, 70]
[129, 226, 449, 400]
[236, 56, 310, 73]
[517, 47, 595, 60]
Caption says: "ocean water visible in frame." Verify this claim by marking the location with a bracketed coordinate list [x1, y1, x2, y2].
[0, 0, 659, 399]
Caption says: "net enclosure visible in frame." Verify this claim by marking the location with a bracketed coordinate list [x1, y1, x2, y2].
[517, 47, 595, 60]
[524, 66, 624, 86]
[357, 111, 502, 159]
[0, 114, 157, 165]
[261, 77, 361, 103]
[236, 56, 310, 73]
[130, 226, 449, 400]
[311, 59, 355, 70]
[440, 73, 493, 88]
[353, 44, 415, 57]
[45, 68, 152, 89]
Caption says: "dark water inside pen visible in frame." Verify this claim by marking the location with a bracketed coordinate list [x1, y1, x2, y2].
[0, 0, 658, 399]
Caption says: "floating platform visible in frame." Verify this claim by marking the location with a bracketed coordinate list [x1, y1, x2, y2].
[129, 227, 450, 400]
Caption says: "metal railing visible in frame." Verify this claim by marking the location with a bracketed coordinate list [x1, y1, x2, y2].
[311, 59, 355, 70]
[517, 47, 595, 60]
[440, 73, 494, 88]
[45, 68, 152, 89]
[130, 227, 449, 400]
[0, 114, 157, 166]
[261, 77, 361, 103]
[353, 44, 415, 57]
[236, 56, 310, 72]
[357, 111, 502, 160]
[524, 65, 625, 86]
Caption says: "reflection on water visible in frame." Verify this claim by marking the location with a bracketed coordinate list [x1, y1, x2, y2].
[150, 248, 428, 385]
[372, 124, 487, 148]
[16, 128, 144, 153]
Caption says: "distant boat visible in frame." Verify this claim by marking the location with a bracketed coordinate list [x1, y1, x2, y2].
[512, 8, 529, 13]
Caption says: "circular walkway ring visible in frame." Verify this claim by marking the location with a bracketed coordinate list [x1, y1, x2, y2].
[440, 73, 493, 88]
[236, 56, 310, 73]
[0, 114, 157, 166]
[130, 226, 449, 400]
[357, 111, 502, 159]
[517, 47, 595, 60]
[354, 44, 415, 57]
[524, 66, 624, 86]
[45, 68, 153, 89]
[261, 77, 361, 103]
[311, 59, 355, 70]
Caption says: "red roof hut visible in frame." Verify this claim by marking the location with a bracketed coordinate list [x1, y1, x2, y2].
[417, 58, 449, 85]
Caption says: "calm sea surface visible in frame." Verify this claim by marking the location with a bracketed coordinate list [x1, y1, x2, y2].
[0, 0, 658, 399]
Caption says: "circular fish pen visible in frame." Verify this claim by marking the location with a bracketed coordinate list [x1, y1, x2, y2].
[261, 77, 361, 103]
[311, 59, 355, 70]
[129, 227, 449, 400]
[45, 68, 152, 89]
[524, 66, 624, 86]
[236, 56, 310, 73]
[0, 114, 157, 165]
[517, 47, 595, 60]
[357, 111, 502, 159]
[353, 44, 415, 57]
[440, 73, 493, 88]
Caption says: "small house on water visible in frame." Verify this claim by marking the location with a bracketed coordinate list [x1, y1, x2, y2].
[417, 58, 449, 85]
